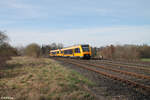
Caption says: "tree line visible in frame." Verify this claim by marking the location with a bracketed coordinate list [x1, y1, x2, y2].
[0, 31, 63, 67]
[20, 43, 63, 58]
[1, 31, 150, 67]
[23, 43, 150, 61]
[93, 44, 150, 61]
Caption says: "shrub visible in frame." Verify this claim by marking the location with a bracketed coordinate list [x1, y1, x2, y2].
[25, 43, 41, 58]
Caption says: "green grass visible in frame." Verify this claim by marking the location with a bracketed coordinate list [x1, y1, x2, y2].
[0, 57, 95, 100]
[141, 58, 150, 62]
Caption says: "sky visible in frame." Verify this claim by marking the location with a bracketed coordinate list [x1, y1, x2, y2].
[0, 0, 150, 47]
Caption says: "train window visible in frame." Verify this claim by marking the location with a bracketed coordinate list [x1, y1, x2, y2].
[52, 52, 56, 54]
[64, 50, 67, 54]
[75, 48, 77, 53]
[64, 49, 73, 54]
[81, 45, 89, 52]
[78, 48, 80, 53]
[61, 51, 63, 53]
[75, 48, 80, 53]
[64, 50, 68, 54]
[57, 51, 59, 54]
[69, 49, 73, 54]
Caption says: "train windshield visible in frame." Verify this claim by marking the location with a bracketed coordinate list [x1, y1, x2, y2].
[81, 45, 89, 52]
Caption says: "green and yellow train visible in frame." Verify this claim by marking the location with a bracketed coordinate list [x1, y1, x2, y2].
[49, 44, 91, 59]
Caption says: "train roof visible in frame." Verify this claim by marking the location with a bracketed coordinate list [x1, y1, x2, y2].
[50, 49, 60, 52]
[50, 44, 90, 51]
[63, 44, 89, 49]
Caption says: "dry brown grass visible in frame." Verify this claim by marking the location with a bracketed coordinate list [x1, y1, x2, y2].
[0, 57, 95, 100]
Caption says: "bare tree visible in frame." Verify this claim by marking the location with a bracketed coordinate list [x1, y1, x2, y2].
[57, 43, 63, 49]
[0, 31, 11, 67]
[0, 31, 8, 45]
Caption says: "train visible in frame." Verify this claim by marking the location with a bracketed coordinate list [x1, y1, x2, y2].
[49, 44, 92, 59]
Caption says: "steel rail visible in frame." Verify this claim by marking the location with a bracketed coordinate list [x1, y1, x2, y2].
[71, 59, 150, 80]
[57, 58, 150, 93]
[98, 60, 150, 71]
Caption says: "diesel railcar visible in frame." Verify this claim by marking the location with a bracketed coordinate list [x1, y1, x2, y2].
[49, 44, 91, 59]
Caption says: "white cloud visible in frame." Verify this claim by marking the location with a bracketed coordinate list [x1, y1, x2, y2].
[7, 25, 150, 47]
[1, 0, 150, 47]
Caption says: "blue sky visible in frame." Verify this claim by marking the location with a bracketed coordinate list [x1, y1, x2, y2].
[0, 0, 150, 47]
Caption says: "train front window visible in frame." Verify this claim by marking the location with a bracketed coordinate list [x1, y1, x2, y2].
[81, 45, 89, 52]
[75, 48, 80, 53]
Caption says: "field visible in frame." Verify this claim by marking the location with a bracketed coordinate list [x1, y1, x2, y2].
[0, 57, 95, 100]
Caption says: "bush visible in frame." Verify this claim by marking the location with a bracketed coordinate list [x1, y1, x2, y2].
[25, 43, 41, 58]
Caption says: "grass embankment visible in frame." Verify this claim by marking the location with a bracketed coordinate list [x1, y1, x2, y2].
[141, 58, 150, 62]
[0, 57, 95, 100]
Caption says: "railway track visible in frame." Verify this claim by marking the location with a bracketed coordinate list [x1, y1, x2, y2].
[73, 59, 150, 80]
[96, 60, 150, 71]
[87, 59, 150, 77]
[54, 58, 150, 95]
[91, 58, 150, 67]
